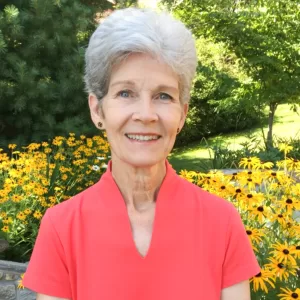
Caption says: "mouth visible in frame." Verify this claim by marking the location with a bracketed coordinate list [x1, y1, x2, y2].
[125, 133, 162, 142]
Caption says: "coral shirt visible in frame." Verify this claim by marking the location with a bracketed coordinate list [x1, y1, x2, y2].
[23, 160, 260, 300]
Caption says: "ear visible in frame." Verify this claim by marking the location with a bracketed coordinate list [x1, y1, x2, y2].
[179, 103, 188, 131]
[88, 93, 104, 129]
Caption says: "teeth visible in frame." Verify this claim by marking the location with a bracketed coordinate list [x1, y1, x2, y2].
[126, 134, 159, 141]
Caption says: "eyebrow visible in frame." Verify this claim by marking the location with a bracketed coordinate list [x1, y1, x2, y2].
[110, 80, 179, 93]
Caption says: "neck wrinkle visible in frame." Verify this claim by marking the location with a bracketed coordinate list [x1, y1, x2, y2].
[110, 160, 167, 212]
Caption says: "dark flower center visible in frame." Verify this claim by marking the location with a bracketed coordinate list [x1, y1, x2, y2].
[271, 172, 277, 176]
[236, 188, 242, 193]
[283, 249, 289, 255]
[247, 178, 253, 182]
[255, 272, 262, 277]
[247, 194, 253, 198]
[257, 206, 264, 212]
[278, 214, 283, 218]
[286, 199, 293, 204]
[291, 293, 298, 298]
[233, 172, 238, 176]
[247, 159, 251, 162]
[277, 263, 284, 269]
[296, 246, 300, 250]
[246, 230, 252, 235]
[248, 171, 252, 175]
[221, 186, 226, 190]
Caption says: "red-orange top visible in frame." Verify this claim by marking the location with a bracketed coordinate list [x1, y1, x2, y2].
[23, 160, 260, 299]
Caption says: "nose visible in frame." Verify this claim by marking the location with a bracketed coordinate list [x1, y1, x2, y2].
[132, 96, 159, 123]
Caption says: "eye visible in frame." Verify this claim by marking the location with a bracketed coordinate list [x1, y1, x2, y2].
[159, 93, 173, 100]
[117, 90, 131, 98]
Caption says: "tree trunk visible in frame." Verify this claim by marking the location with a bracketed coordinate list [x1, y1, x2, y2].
[266, 102, 278, 150]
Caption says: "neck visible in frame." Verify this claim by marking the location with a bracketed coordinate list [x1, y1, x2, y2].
[110, 157, 166, 213]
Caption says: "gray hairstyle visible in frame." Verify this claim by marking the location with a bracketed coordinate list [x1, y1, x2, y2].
[84, 7, 198, 104]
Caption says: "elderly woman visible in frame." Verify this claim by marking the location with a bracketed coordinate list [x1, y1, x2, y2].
[23, 7, 260, 300]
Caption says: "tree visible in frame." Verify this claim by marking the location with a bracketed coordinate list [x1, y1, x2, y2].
[161, 0, 300, 148]
[0, 0, 138, 148]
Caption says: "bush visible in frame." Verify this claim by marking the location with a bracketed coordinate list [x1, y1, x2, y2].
[0, 133, 110, 262]
[179, 153, 300, 299]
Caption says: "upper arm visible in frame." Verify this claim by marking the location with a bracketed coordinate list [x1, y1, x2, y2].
[37, 293, 70, 300]
[221, 280, 251, 300]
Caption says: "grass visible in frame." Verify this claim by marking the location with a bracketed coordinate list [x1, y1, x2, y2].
[168, 104, 300, 172]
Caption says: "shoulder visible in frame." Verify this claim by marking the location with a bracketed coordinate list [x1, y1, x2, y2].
[45, 180, 101, 225]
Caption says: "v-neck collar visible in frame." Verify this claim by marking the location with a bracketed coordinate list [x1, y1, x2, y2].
[96, 159, 178, 261]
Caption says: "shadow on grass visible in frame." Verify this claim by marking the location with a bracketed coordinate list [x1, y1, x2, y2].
[168, 155, 212, 173]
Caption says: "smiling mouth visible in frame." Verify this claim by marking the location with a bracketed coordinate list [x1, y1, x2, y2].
[125, 134, 161, 141]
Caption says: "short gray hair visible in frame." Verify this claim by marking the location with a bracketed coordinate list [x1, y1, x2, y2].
[84, 7, 198, 104]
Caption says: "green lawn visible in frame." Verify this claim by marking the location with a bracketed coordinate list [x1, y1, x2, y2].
[168, 104, 300, 172]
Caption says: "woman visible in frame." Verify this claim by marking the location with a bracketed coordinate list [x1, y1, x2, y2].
[23, 7, 260, 300]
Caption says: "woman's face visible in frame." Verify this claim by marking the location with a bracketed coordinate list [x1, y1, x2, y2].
[89, 53, 188, 168]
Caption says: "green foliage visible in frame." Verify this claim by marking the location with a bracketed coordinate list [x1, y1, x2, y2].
[175, 38, 264, 146]
[0, 0, 98, 147]
[162, 0, 300, 148]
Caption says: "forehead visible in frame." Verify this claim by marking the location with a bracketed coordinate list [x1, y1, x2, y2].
[109, 53, 179, 91]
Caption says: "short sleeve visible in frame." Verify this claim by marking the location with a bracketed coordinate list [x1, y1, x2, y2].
[23, 209, 72, 298]
[221, 205, 261, 289]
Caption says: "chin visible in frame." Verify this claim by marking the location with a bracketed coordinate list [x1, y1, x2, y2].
[123, 155, 166, 168]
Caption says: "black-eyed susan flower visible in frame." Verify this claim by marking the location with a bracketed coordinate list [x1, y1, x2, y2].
[33, 210, 43, 219]
[278, 287, 300, 300]
[265, 257, 297, 281]
[278, 143, 293, 154]
[239, 157, 261, 170]
[248, 205, 269, 223]
[16, 212, 26, 221]
[250, 268, 275, 293]
[2, 217, 13, 224]
[257, 160, 274, 170]
[269, 212, 289, 226]
[245, 227, 264, 245]
[240, 192, 265, 208]
[1, 226, 9, 233]
[290, 245, 300, 259]
[278, 196, 300, 215]
[270, 241, 297, 265]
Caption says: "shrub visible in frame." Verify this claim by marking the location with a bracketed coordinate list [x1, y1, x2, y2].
[0, 133, 110, 262]
[179, 151, 300, 299]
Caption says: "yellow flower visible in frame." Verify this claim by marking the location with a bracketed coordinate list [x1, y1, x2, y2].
[245, 227, 264, 245]
[278, 143, 293, 154]
[17, 273, 25, 289]
[33, 210, 43, 219]
[290, 245, 300, 258]
[239, 157, 261, 169]
[8, 144, 17, 150]
[179, 170, 196, 183]
[2, 217, 13, 224]
[278, 287, 300, 300]
[24, 209, 32, 215]
[269, 241, 297, 265]
[250, 268, 275, 293]
[1, 226, 9, 233]
[16, 212, 26, 221]
[278, 196, 300, 215]
[0, 211, 7, 218]
[265, 257, 298, 281]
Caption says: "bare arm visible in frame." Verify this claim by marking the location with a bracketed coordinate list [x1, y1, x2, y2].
[37, 294, 70, 300]
[221, 280, 251, 300]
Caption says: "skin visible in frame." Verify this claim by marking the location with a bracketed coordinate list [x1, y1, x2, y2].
[37, 52, 250, 300]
